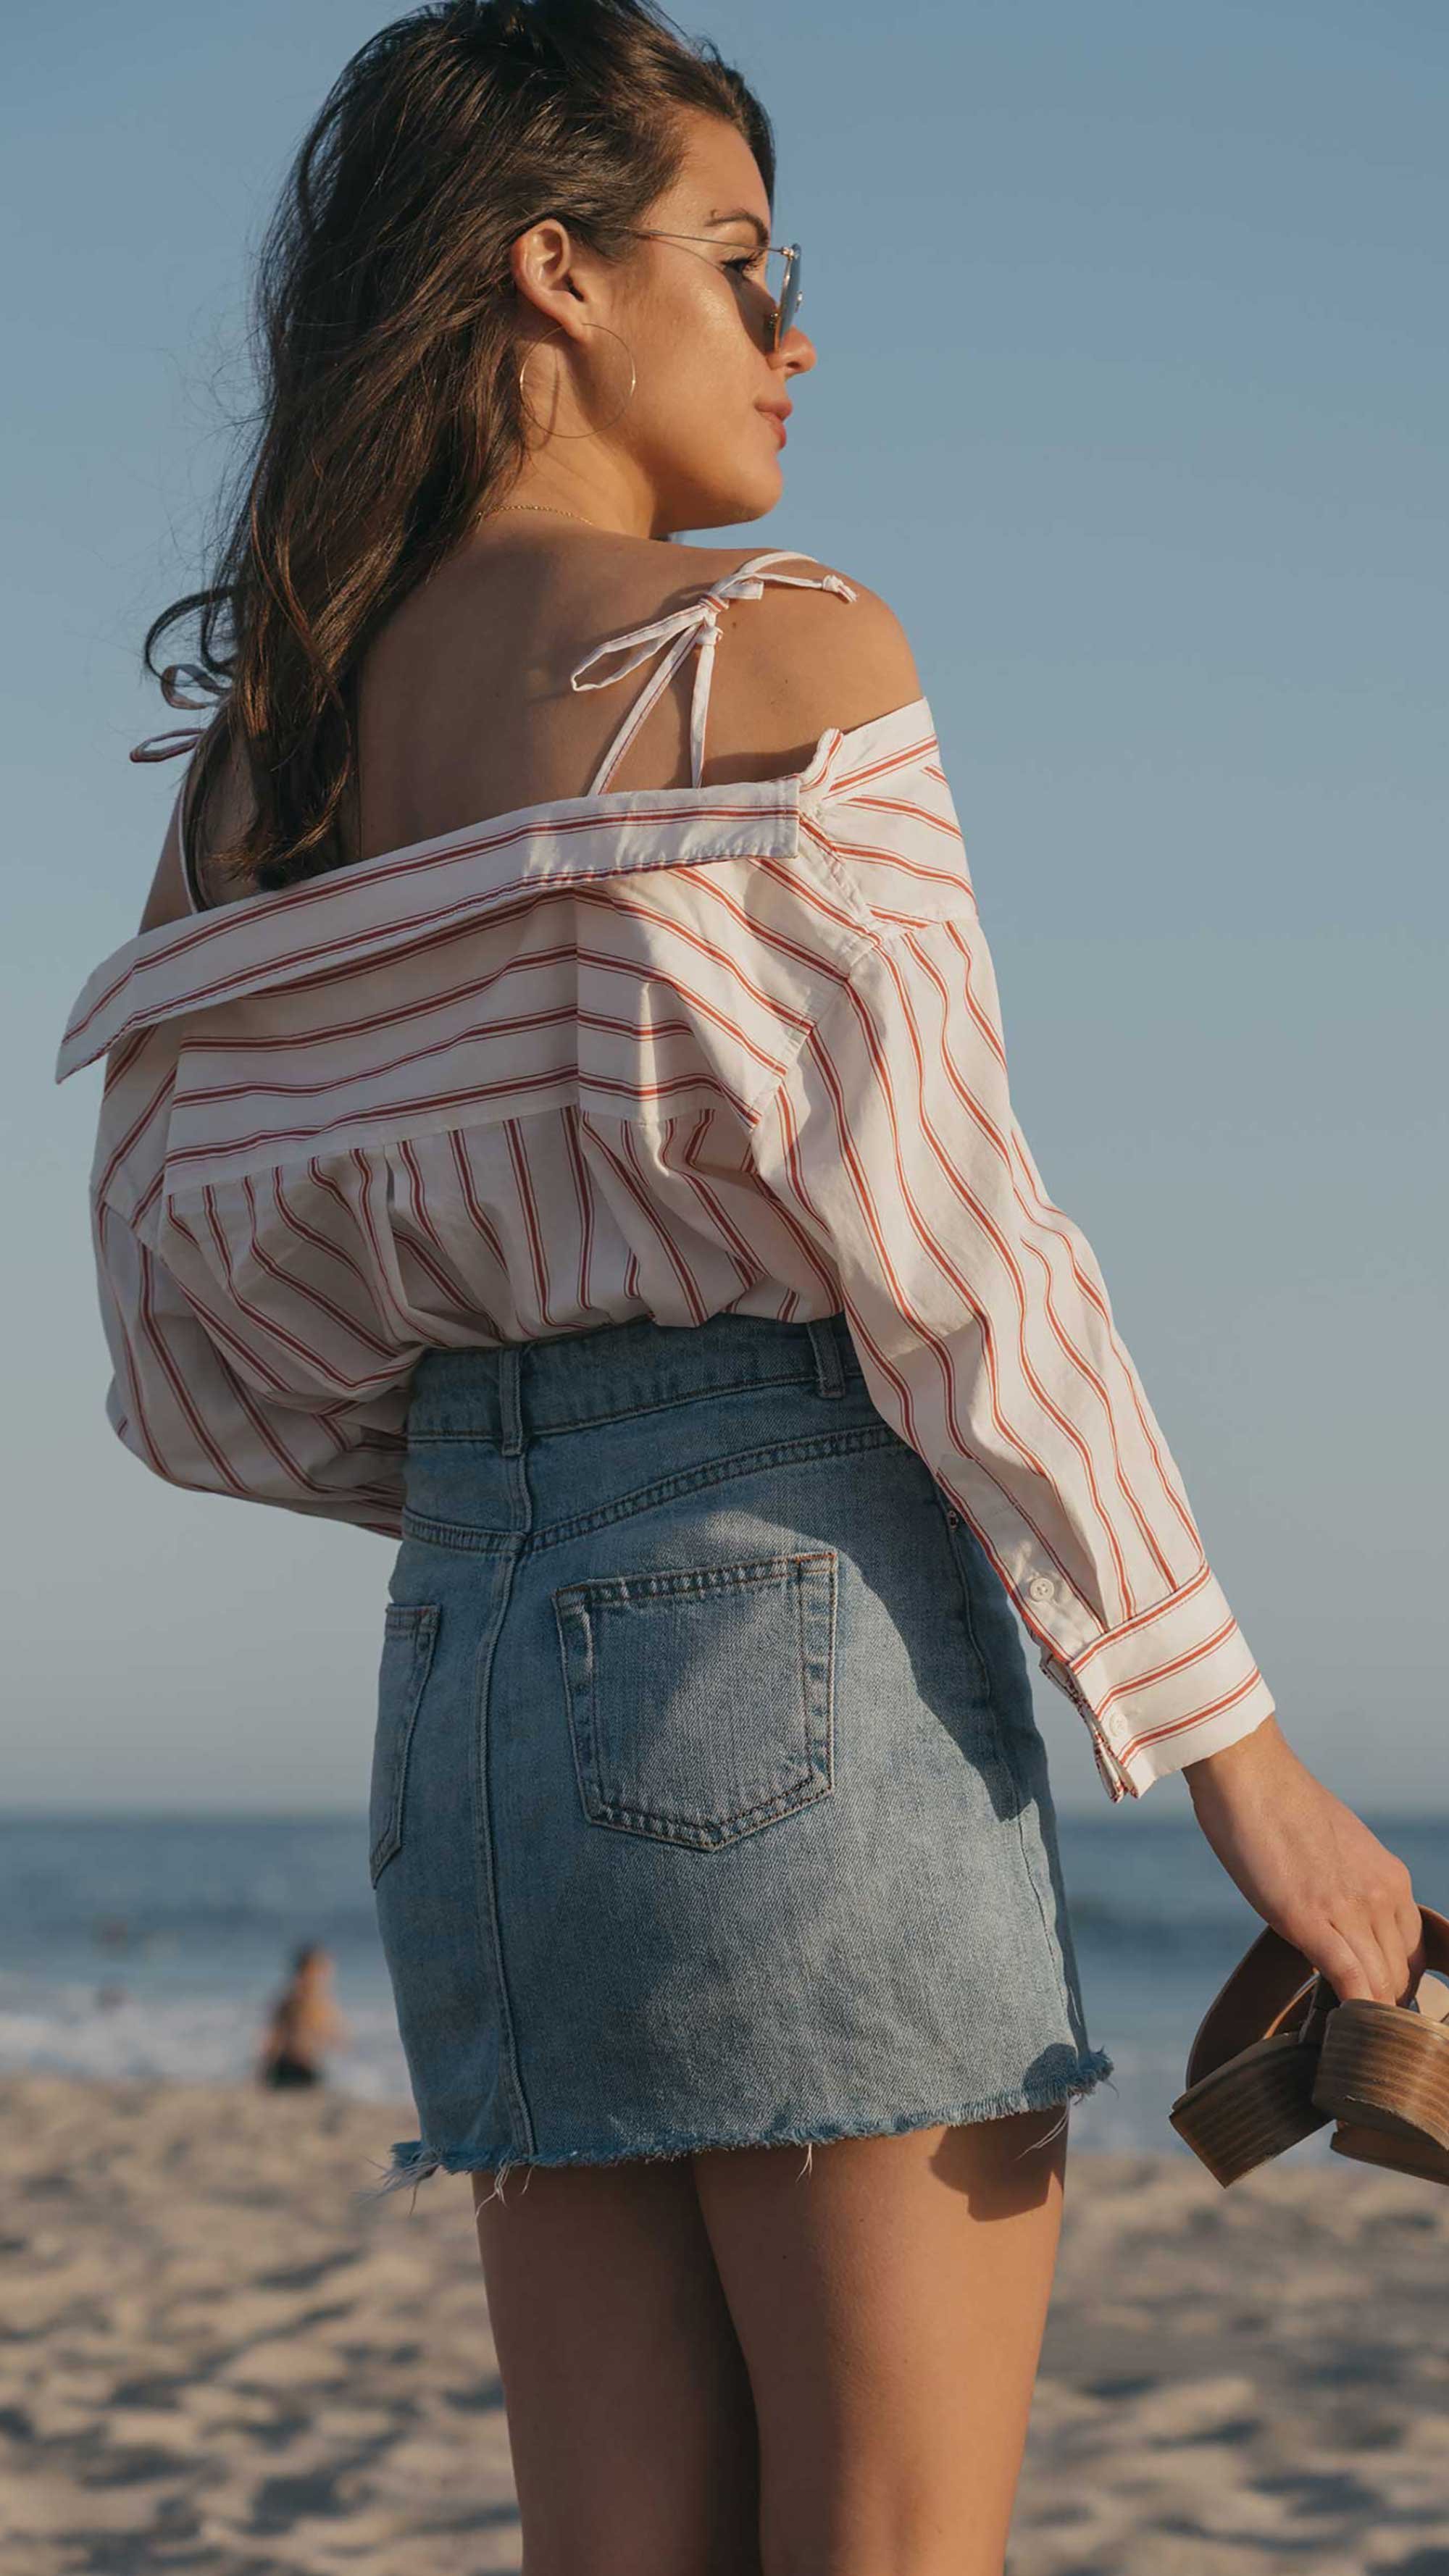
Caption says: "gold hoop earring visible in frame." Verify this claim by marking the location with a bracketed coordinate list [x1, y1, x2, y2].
[516, 319, 637, 441]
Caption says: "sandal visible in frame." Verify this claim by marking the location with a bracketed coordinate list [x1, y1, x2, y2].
[1314, 1907, 1449, 2183]
[1169, 1905, 1449, 2189]
[1169, 1923, 1340, 2186]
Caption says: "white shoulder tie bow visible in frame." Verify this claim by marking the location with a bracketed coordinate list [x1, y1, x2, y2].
[569, 556, 856, 796]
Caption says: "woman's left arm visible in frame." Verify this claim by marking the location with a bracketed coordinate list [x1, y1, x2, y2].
[135, 783, 193, 936]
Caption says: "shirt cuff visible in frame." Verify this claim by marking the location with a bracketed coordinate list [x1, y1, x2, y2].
[1036, 1563, 1276, 1803]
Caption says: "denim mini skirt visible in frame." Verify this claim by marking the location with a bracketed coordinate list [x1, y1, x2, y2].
[371, 1312, 1114, 2190]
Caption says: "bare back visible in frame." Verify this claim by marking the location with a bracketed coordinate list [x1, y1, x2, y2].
[183, 532, 921, 907]
[346, 530, 922, 866]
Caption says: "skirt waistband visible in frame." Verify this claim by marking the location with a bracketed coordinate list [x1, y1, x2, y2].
[406, 1312, 858, 1449]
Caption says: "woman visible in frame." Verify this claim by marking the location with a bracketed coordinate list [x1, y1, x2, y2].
[257, 1944, 350, 2091]
[57, 4, 1424, 2569]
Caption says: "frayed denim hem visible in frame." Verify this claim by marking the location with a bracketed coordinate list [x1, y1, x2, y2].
[360, 2047, 1116, 2209]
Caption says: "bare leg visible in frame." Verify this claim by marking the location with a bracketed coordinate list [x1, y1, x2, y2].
[692, 2104, 1069, 2576]
[471, 2154, 762, 2576]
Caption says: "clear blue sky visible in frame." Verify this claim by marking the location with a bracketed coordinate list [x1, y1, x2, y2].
[8, 1, 1445, 1816]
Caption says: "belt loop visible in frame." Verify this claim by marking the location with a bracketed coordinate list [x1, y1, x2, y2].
[498, 1345, 525, 1456]
[806, 1314, 845, 1399]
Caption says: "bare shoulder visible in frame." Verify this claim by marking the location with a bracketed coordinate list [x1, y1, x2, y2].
[360, 527, 924, 807]
[695, 544, 925, 785]
[451, 527, 921, 730]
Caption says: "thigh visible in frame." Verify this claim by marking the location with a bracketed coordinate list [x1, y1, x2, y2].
[692, 2105, 1069, 2576]
[471, 2157, 762, 2576]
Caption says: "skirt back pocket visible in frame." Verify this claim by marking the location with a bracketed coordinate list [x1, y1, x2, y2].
[369, 1601, 441, 1884]
[553, 1552, 837, 1849]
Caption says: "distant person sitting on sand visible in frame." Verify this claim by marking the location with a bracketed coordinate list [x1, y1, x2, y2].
[257, 1944, 348, 2091]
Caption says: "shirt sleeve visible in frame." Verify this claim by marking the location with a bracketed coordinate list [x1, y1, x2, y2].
[748, 910, 1277, 1803]
[91, 1192, 409, 1541]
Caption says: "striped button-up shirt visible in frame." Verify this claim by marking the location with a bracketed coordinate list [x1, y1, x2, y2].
[55, 548, 1275, 1802]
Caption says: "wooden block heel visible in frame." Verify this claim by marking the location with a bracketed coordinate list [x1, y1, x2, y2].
[1169, 2024, 1330, 2185]
[1311, 1928, 1449, 2184]
[1168, 1923, 1338, 2187]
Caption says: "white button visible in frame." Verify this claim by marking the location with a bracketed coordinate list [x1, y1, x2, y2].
[1027, 1576, 1056, 1605]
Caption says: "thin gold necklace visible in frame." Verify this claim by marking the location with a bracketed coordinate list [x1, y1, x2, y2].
[490, 501, 606, 529]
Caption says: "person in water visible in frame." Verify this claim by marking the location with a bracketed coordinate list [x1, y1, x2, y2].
[257, 1944, 348, 2091]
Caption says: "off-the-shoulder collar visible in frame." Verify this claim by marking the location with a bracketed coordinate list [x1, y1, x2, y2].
[55, 696, 936, 1080]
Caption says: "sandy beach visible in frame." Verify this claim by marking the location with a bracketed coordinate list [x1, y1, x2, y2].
[3, 2073, 1448, 2575]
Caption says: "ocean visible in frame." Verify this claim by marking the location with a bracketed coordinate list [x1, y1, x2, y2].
[2, 1810, 1442, 2160]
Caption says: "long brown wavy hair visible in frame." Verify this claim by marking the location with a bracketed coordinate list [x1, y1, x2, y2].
[142, 0, 775, 900]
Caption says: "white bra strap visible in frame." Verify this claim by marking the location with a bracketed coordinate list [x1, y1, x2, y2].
[569, 549, 857, 797]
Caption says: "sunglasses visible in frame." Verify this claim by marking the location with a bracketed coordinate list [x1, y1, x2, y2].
[619, 227, 803, 353]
